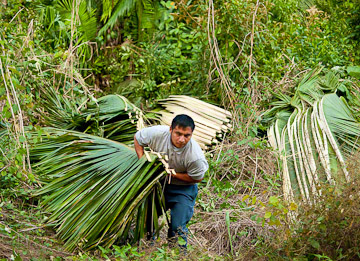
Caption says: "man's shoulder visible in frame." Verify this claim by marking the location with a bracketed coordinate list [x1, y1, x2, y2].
[185, 138, 206, 161]
[142, 125, 169, 136]
[135, 125, 170, 147]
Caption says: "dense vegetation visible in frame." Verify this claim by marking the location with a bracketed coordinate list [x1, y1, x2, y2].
[1, 0, 360, 259]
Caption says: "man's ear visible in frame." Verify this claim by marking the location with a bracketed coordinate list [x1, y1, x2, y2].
[169, 126, 172, 132]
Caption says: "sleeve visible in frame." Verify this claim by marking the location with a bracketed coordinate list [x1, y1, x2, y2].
[135, 127, 152, 147]
[187, 158, 209, 181]
[135, 126, 167, 147]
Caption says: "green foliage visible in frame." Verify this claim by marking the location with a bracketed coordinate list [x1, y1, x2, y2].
[300, 0, 360, 41]
[347, 65, 360, 79]
[207, 0, 360, 93]
[241, 194, 297, 228]
[0, 7, 38, 188]
[95, 2, 207, 105]
[99, 0, 158, 40]
[259, 0, 360, 79]
[261, 178, 360, 259]
[35, 0, 98, 63]
[0, 130, 29, 188]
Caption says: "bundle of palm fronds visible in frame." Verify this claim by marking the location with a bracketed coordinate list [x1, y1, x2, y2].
[155, 95, 232, 149]
[264, 68, 360, 202]
[32, 128, 166, 250]
[40, 88, 145, 144]
[80, 94, 146, 143]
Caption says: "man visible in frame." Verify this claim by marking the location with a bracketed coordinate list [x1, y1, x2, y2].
[134, 114, 208, 247]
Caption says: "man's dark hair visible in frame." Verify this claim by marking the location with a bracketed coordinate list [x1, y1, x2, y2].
[171, 114, 195, 131]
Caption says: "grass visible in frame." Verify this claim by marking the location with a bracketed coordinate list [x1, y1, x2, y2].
[0, 195, 72, 260]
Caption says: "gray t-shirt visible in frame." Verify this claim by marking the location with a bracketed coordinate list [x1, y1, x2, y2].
[135, 125, 209, 185]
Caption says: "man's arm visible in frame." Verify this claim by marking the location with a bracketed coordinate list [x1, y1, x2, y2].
[134, 136, 144, 159]
[175, 158, 208, 183]
[171, 172, 203, 183]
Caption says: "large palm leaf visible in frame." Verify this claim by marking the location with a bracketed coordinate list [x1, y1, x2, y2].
[32, 128, 166, 250]
[39, 88, 145, 144]
[265, 68, 360, 202]
[36, 0, 98, 62]
[99, 0, 156, 37]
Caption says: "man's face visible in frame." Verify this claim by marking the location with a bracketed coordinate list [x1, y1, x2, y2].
[170, 125, 193, 148]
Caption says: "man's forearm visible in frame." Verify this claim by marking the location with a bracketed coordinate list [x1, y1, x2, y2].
[134, 136, 144, 159]
[171, 173, 202, 183]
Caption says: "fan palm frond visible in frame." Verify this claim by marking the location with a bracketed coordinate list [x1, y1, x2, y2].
[32, 128, 166, 250]
[266, 69, 360, 203]
[81, 94, 146, 143]
[39, 87, 82, 130]
[40, 89, 145, 144]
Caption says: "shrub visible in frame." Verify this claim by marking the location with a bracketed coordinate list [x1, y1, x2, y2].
[263, 153, 360, 260]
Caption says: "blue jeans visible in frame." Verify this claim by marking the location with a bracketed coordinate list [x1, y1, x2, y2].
[165, 184, 198, 247]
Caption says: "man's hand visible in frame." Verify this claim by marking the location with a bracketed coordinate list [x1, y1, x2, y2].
[171, 173, 203, 183]
[134, 136, 144, 159]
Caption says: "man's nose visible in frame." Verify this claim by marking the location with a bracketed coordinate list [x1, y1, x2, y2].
[179, 136, 185, 142]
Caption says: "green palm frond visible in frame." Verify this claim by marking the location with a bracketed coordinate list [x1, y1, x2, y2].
[322, 94, 360, 156]
[99, 0, 157, 38]
[78, 1, 98, 41]
[36, 0, 98, 62]
[76, 1, 99, 62]
[295, 67, 324, 106]
[138, 0, 155, 30]
[266, 69, 360, 203]
[99, 0, 137, 35]
[32, 128, 166, 250]
[39, 87, 82, 130]
[40, 89, 145, 144]
[101, 0, 121, 22]
[83, 94, 146, 143]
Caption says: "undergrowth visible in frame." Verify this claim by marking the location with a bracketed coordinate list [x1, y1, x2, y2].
[257, 152, 360, 260]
